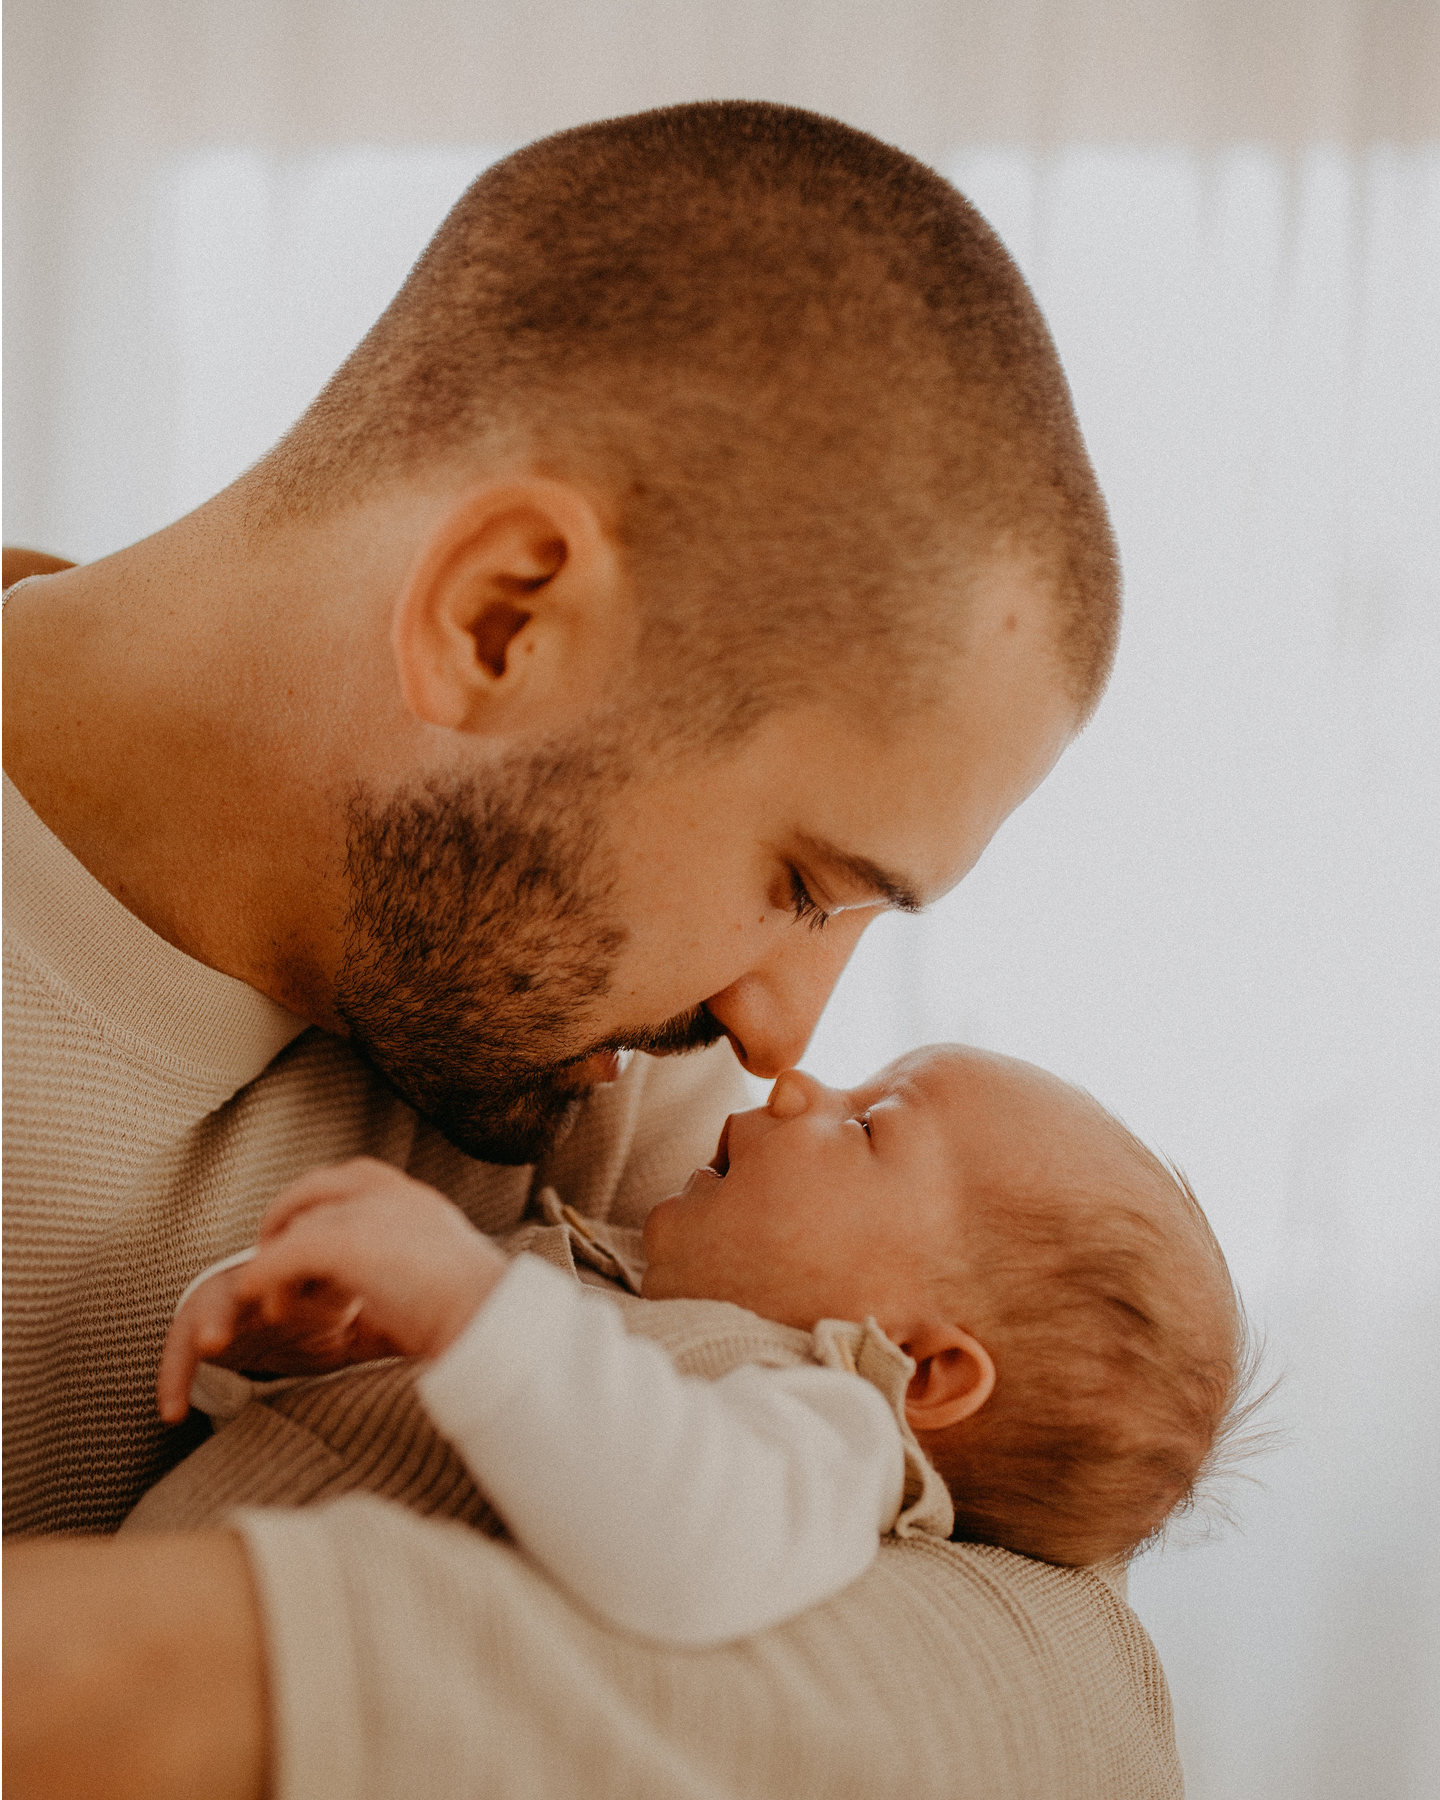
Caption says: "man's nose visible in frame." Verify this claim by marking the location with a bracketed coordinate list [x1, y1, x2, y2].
[704, 909, 873, 1079]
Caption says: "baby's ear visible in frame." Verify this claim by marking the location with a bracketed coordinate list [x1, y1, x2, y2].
[902, 1325, 996, 1432]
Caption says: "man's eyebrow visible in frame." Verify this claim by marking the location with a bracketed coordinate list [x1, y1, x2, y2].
[794, 834, 924, 914]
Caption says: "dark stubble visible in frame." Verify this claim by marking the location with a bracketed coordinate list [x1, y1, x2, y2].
[333, 747, 725, 1164]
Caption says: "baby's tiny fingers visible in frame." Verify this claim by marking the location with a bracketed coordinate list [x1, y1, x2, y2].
[156, 1333, 195, 1422]
[190, 1268, 245, 1344]
[157, 1312, 209, 1423]
[234, 1236, 347, 1328]
[258, 1157, 408, 1240]
[256, 1166, 356, 1239]
[157, 1271, 245, 1421]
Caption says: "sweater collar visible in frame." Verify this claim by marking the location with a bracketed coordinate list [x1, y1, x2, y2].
[3, 773, 310, 1086]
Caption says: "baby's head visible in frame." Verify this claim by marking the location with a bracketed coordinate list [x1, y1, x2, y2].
[642, 1044, 1247, 1566]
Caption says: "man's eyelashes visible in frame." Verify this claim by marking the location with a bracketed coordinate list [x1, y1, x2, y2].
[786, 869, 831, 931]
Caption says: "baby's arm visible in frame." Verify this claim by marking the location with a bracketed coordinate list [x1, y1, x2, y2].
[159, 1159, 904, 1647]
[418, 1255, 905, 1646]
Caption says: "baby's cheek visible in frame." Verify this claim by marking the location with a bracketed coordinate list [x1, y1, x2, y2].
[640, 1199, 675, 1263]
[637, 1258, 688, 1301]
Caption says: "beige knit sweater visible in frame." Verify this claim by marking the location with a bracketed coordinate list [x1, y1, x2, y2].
[6, 770, 1184, 1799]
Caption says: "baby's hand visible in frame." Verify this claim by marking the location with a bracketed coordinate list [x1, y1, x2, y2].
[156, 1159, 508, 1423]
[155, 1252, 408, 1423]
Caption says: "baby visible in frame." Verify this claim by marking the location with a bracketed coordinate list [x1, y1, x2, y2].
[157, 1045, 1247, 1646]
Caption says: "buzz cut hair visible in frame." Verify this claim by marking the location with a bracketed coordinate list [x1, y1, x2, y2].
[249, 101, 1120, 741]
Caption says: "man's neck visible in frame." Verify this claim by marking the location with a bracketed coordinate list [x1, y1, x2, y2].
[2, 497, 420, 1029]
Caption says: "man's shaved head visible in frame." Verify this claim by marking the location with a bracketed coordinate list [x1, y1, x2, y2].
[251, 101, 1119, 739]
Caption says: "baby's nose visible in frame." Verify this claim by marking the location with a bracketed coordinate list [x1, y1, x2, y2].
[766, 1068, 835, 1118]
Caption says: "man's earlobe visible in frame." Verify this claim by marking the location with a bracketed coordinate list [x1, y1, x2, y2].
[390, 479, 622, 736]
[902, 1326, 996, 1432]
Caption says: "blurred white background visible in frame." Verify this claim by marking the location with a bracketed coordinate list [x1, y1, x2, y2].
[6, 4, 1438, 1794]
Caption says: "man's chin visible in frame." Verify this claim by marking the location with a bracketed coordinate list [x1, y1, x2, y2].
[448, 1035, 721, 1164]
[436, 1091, 586, 1166]
[374, 1067, 592, 1167]
[353, 1012, 724, 1167]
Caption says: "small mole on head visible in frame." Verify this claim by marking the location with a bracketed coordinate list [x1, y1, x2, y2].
[1003, 613, 1018, 632]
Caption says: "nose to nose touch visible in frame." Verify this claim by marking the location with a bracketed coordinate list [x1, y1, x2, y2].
[767, 1066, 830, 1116]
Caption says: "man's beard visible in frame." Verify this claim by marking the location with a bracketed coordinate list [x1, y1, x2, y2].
[332, 750, 726, 1164]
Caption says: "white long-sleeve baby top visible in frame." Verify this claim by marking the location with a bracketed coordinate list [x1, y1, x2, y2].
[416, 1254, 913, 1646]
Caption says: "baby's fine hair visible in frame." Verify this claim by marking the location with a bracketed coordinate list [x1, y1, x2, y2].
[927, 1119, 1261, 1569]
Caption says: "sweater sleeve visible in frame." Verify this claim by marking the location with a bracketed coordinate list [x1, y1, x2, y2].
[415, 1254, 905, 1647]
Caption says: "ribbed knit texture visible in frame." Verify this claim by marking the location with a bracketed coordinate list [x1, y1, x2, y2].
[127, 1296, 1181, 1800]
[2, 772, 748, 1535]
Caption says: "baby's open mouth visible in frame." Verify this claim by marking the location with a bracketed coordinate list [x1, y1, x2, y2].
[707, 1118, 732, 1177]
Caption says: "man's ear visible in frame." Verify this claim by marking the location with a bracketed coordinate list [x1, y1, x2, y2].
[391, 478, 628, 735]
[900, 1323, 996, 1432]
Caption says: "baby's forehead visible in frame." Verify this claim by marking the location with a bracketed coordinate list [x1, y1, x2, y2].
[849, 1049, 1016, 1164]
[860, 1045, 1144, 1187]
[861, 1045, 1059, 1116]
[861, 1044, 975, 1094]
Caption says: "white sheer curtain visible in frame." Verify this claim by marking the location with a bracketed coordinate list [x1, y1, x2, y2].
[6, 5, 1438, 1794]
